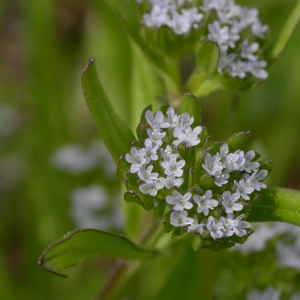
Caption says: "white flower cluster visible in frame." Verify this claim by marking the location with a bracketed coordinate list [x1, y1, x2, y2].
[247, 286, 300, 300]
[125, 108, 268, 242]
[137, 0, 268, 79]
[247, 286, 282, 300]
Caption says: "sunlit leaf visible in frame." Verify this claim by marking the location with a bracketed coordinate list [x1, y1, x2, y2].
[39, 229, 159, 278]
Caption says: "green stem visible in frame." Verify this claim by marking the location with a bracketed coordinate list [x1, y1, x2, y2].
[95, 221, 164, 300]
[269, 0, 300, 63]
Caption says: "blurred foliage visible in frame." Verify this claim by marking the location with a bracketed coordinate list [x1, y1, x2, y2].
[1, 0, 300, 299]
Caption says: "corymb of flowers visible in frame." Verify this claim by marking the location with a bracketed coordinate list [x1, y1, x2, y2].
[124, 97, 270, 250]
[136, 0, 269, 80]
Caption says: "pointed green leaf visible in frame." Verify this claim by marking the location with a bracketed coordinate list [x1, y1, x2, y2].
[260, 159, 273, 173]
[225, 131, 251, 152]
[197, 41, 220, 76]
[247, 186, 300, 226]
[39, 229, 159, 278]
[82, 58, 136, 168]
[180, 93, 201, 127]
[269, 1, 300, 62]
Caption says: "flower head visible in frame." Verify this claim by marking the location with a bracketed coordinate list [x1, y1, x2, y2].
[124, 107, 269, 250]
[136, 0, 269, 80]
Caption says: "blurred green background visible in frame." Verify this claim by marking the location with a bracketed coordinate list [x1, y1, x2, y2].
[1, 0, 300, 299]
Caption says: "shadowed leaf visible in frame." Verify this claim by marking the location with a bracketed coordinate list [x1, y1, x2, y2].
[39, 229, 159, 278]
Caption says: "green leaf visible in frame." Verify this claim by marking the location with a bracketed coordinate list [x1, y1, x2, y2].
[158, 26, 178, 56]
[180, 93, 201, 127]
[247, 186, 300, 226]
[39, 229, 159, 278]
[225, 131, 251, 152]
[105, 0, 164, 71]
[81, 58, 136, 169]
[269, 1, 300, 62]
[197, 41, 220, 76]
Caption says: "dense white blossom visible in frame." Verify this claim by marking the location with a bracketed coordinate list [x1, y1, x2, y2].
[125, 108, 268, 244]
[137, 0, 269, 79]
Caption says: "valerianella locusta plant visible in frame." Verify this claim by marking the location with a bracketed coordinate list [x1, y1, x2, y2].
[122, 94, 270, 250]
[40, 59, 300, 280]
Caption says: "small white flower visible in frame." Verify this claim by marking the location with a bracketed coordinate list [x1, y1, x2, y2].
[125, 147, 147, 173]
[206, 216, 224, 239]
[166, 107, 179, 128]
[147, 128, 166, 146]
[218, 52, 236, 73]
[193, 190, 218, 216]
[229, 60, 249, 78]
[145, 110, 168, 129]
[221, 191, 243, 214]
[243, 150, 260, 173]
[170, 211, 194, 227]
[223, 152, 245, 172]
[220, 216, 234, 237]
[234, 178, 254, 200]
[214, 171, 230, 187]
[244, 169, 268, 191]
[173, 125, 202, 147]
[160, 145, 179, 161]
[241, 40, 259, 61]
[238, 8, 259, 31]
[188, 217, 205, 235]
[144, 138, 159, 163]
[201, 0, 227, 13]
[142, 5, 170, 28]
[160, 175, 184, 189]
[166, 191, 193, 211]
[202, 153, 223, 176]
[248, 60, 268, 79]
[247, 286, 281, 300]
[139, 179, 164, 196]
[208, 21, 230, 46]
[252, 20, 269, 39]
[137, 165, 159, 183]
[176, 113, 194, 130]
[161, 154, 186, 177]
[227, 214, 250, 237]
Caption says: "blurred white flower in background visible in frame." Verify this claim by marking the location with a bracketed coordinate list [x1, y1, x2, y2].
[51, 140, 116, 175]
[70, 185, 123, 230]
